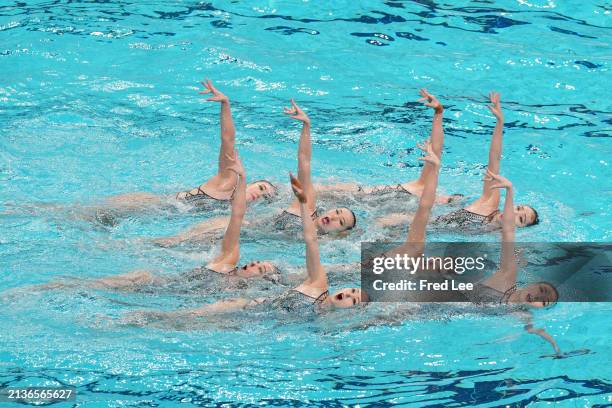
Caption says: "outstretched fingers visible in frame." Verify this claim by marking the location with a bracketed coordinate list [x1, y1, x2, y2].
[417, 88, 441, 109]
[206, 79, 218, 93]
[197, 79, 228, 102]
[418, 88, 430, 100]
[283, 99, 299, 115]
[199, 79, 213, 94]
[417, 141, 440, 166]
[283, 99, 309, 122]
[485, 169, 511, 189]
[416, 139, 431, 153]
[290, 98, 299, 111]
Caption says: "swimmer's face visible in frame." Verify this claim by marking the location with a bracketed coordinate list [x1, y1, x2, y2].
[316, 207, 356, 234]
[237, 260, 279, 282]
[246, 181, 276, 203]
[516, 283, 558, 308]
[328, 288, 364, 308]
[497, 205, 537, 227]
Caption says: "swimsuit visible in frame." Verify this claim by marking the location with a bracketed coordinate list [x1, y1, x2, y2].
[462, 284, 507, 305]
[178, 266, 248, 292]
[177, 187, 228, 204]
[94, 208, 120, 227]
[270, 289, 329, 314]
[273, 209, 319, 231]
[360, 184, 415, 197]
[176, 175, 239, 207]
[184, 266, 238, 280]
[434, 208, 499, 228]
[460, 284, 526, 314]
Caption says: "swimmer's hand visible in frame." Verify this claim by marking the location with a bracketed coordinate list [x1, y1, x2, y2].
[542, 348, 590, 359]
[226, 151, 245, 178]
[487, 91, 503, 121]
[283, 99, 310, 124]
[541, 346, 563, 358]
[289, 172, 307, 203]
[417, 140, 440, 167]
[418, 88, 443, 112]
[199, 79, 229, 103]
[484, 169, 512, 190]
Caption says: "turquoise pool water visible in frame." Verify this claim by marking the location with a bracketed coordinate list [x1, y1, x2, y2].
[1, 0, 611, 406]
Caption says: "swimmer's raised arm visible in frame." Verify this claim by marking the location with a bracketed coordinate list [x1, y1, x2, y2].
[482, 171, 517, 290]
[208, 153, 246, 269]
[199, 80, 236, 175]
[475, 92, 504, 208]
[406, 142, 441, 244]
[290, 174, 328, 290]
[394, 89, 458, 204]
[414, 89, 444, 186]
[494, 173, 515, 243]
[493, 171, 516, 271]
[285, 99, 316, 212]
[174, 80, 239, 201]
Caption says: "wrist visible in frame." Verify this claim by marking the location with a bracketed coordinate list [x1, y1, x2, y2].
[434, 105, 444, 114]
[232, 207, 246, 218]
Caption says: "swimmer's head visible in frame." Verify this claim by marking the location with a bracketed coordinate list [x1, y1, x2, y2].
[246, 180, 277, 203]
[324, 288, 368, 309]
[237, 260, 280, 283]
[515, 282, 558, 308]
[495, 205, 539, 227]
[315, 207, 357, 234]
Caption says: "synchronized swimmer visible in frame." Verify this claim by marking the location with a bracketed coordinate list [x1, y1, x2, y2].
[12, 80, 561, 355]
